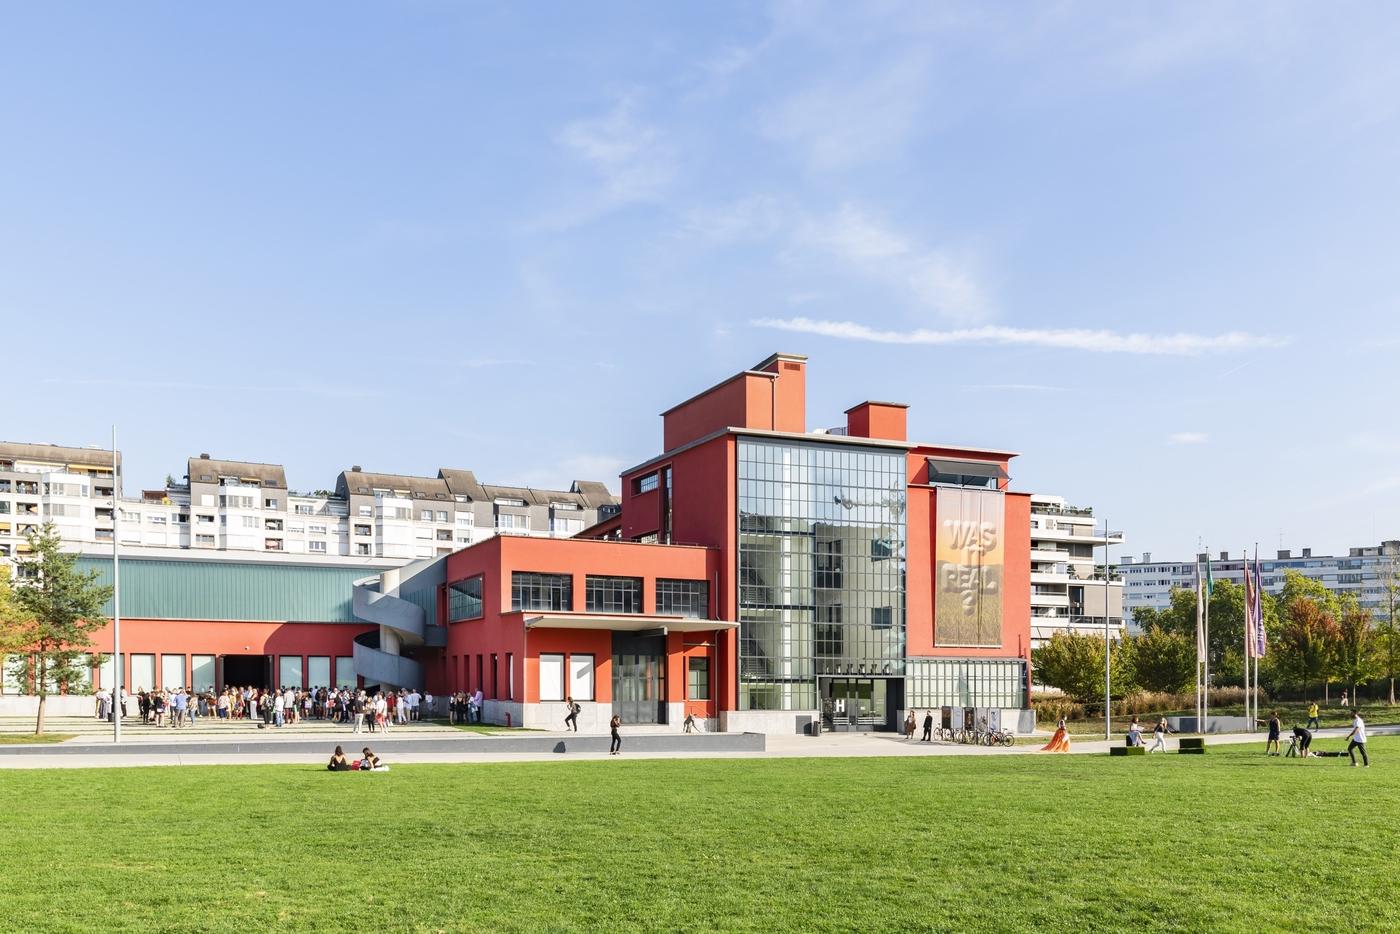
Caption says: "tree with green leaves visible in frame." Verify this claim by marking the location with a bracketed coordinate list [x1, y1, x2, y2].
[1119, 626, 1196, 694]
[1133, 579, 1276, 687]
[1, 524, 113, 734]
[1031, 631, 1134, 707]
[1377, 555, 1400, 705]
[1273, 595, 1339, 700]
[1333, 597, 1379, 702]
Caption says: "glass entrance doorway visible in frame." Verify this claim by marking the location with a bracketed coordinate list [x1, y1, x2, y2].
[612, 633, 666, 725]
[821, 678, 898, 731]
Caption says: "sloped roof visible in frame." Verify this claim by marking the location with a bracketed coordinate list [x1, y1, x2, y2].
[187, 456, 286, 488]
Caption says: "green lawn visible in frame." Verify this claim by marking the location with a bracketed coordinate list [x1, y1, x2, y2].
[3, 739, 1398, 933]
[1060, 702, 1399, 737]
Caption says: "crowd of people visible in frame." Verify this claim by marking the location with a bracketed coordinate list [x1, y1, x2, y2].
[446, 690, 487, 724]
[92, 685, 440, 731]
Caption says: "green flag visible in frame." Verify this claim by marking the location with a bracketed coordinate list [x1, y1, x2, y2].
[1205, 553, 1214, 595]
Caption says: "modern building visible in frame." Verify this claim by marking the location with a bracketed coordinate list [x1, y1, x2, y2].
[4, 353, 1039, 733]
[1117, 541, 1400, 625]
[1028, 494, 1125, 649]
[0, 442, 617, 563]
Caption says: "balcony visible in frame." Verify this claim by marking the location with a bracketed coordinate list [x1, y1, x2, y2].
[1032, 503, 1094, 518]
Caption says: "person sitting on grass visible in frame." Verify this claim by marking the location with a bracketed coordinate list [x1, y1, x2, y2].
[359, 747, 388, 771]
[327, 745, 352, 772]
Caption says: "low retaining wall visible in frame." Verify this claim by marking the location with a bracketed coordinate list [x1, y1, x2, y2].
[0, 696, 103, 717]
[1167, 716, 1253, 734]
[0, 731, 767, 758]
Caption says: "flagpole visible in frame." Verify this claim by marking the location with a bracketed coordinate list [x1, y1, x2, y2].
[1244, 547, 1252, 729]
[112, 426, 121, 745]
[1203, 549, 1210, 736]
[1104, 519, 1112, 742]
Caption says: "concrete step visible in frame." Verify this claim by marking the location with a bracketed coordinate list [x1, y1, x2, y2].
[0, 716, 459, 738]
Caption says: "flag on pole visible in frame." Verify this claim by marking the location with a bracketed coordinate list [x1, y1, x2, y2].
[1252, 549, 1266, 657]
[1205, 553, 1214, 595]
[1244, 557, 1258, 659]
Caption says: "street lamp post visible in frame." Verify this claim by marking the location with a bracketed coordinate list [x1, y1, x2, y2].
[1103, 520, 1111, 741]
[112, 426, 121, 745]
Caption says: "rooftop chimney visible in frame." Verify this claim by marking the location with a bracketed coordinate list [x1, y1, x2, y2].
[1277, 549, 1290, 559]
[351, 465, 362, 472]
[1302, 547, 1312, 558]
[1220, 550, 1229, 561]
[199, 453, 210, 459]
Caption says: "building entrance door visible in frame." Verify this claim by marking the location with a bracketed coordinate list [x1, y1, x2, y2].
[821, 678, 894, 731]
[612, 632, 666, 725]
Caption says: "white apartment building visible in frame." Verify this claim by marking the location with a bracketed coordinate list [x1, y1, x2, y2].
[0, 443, 618, 567]
[1029, 494, 1125, 649]
[1117, 541, 1400, 624]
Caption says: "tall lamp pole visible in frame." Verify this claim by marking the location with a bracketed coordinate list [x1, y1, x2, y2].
[112, 426, 121, 745]
[1104, 519, 1112, 741]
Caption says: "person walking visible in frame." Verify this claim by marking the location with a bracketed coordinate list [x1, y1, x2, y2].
[1306, 701, 1320, 730]
[564, 696, 580, 732]
[1266, 711, 1281, 756]
[921, 710, 934, 742]
[1346, 710, 1369, 768]
[609, 713, 622, 755]
[1147, 717, 1171, 753]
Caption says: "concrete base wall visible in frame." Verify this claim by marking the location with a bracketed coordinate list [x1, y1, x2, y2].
[525, 701, 613, 732]
[1168, 715, 1254, 734]
[481, 700, 525, 728]
[0, 696, 107, 717]
[721, 709, 819, 735]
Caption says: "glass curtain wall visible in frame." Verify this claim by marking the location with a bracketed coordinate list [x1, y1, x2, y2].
[738, 439, 907, 711]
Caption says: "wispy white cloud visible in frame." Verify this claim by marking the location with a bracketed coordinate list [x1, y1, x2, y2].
[962, 383, 1066, 393]
[540, 96, 675, 229]
[1168, 432, 1210, 445]
[761, 51, 932, 171]
[792, 205, 988, 323]
[751, 316, 1289, 355]
[680, 195, 785, 244]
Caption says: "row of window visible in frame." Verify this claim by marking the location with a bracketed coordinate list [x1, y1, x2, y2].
[0, 653, 357, 695]
[506, 572, 709, 617]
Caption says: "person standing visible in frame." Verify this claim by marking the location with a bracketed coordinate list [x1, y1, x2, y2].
[921, 710, 934, 742]
[1266, 711, 1281, 756]
[609, 713, 622, 755]
[902, 710, 916, 741]
[1306, 702, 1320, 731]
[472, 688, 484, 724]
[564, 696, 580, 732]
[352, 693, 365, 734]
[1346, 710, 1369, 767]
[273, 690, 285, 728]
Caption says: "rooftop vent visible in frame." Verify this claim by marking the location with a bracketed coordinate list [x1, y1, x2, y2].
[199, 453, 210, 459]
[1278, 549, 1291, 559]
[1302, 547, 1312, 558]
[351, 465, 362, 472]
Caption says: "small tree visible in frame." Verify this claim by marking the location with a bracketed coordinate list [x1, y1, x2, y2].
[1334, 599, 1380, 702]
[1378, 555, 1400, 705]
[1121, 626, 1196, 694]
[1032, 631, 1132, 707]
[1, 524, 113, 734]
[1274, 596, 1339, 700]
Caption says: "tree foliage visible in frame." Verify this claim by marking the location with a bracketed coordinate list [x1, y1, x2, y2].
[1119, 626, 1196, 694]
[1, 524, 113, 734]
[1032, 632, 1134, 705]
[1334, 599, 1380, 696]
[1273, 595, 1339, 698]
[1135, 579, 1277, 686]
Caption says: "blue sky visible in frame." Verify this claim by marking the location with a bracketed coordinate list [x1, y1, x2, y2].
[3, 2, 1399, 559]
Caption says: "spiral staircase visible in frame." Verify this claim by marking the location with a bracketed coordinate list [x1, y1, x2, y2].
[352, 557, 446, 691]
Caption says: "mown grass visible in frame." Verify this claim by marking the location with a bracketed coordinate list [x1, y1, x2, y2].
[0, 733, 74, 745]
[1061, 701, 1398, 737]
[3, 739, 1398, 933]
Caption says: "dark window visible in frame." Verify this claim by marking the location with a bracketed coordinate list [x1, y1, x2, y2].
[635, 473, 659, 494]
[511, 572, 573, 612]
[449, 577, 484, 620]
[586, 575, 643, 614]
[656, 579, 708, 618]
[687, 657, 710, 700]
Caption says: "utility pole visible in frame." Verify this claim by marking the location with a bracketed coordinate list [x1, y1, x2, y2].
[112, 426, 121, 745]
[1104, 520, 1112, 742]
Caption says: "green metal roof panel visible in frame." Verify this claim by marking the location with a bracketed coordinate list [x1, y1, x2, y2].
[77, 557, 391, 623]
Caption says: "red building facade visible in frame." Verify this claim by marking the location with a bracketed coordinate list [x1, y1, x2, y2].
[427, 352, 1031, 734]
